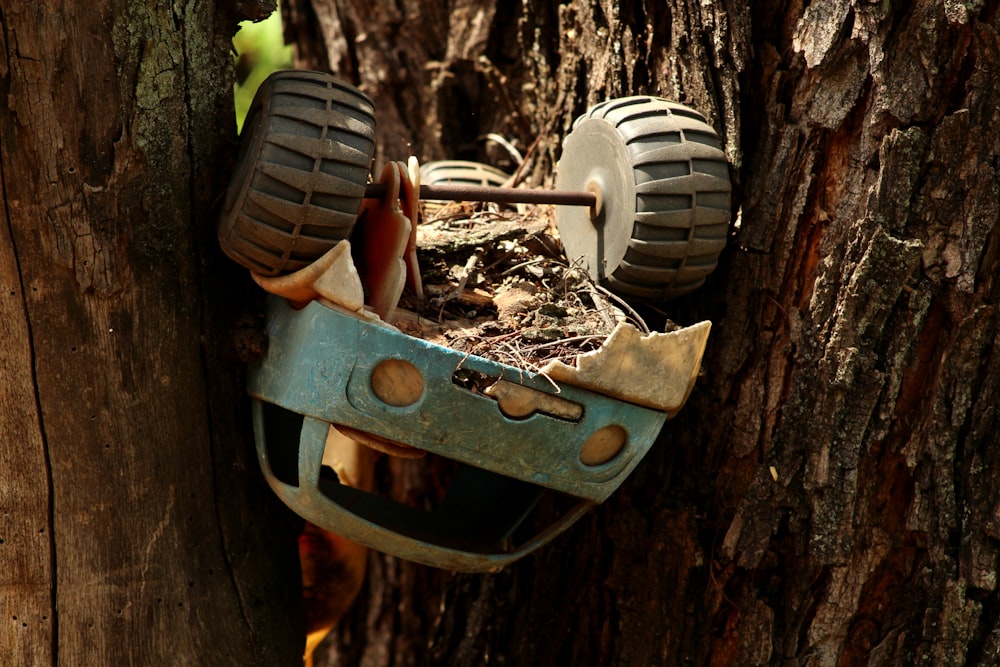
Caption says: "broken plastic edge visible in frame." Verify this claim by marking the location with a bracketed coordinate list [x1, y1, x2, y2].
[539, 320, 711, 415]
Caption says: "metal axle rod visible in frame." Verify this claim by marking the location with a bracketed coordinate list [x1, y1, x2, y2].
[364, 182, 597, 208]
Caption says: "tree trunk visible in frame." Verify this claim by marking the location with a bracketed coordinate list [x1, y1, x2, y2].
[286, 1, 1000, 665]
[0, 1, 304, 663]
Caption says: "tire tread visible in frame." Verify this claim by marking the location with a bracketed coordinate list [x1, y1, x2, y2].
[218, 70, 376, 276]
[578, 96, 731, 300]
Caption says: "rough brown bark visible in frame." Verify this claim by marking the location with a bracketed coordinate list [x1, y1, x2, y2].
[0, 1, 303, 663]
[287, 1, 1000, 665]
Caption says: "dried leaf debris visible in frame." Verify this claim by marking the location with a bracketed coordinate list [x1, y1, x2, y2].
[394, 201, 649, 373]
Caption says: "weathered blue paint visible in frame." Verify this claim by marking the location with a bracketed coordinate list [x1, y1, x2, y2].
[249, 296, 672, 571]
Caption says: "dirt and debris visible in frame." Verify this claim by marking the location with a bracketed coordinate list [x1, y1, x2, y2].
[393, 200, 652, 373]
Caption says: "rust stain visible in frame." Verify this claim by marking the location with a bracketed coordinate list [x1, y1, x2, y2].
[792, 129, 852, 312]
[706, 603, 741, 667]
[974, 208, 1000, 299]
[836, 540, 925, 667]
[873, 451, 917, 536]
[887, 298, 948, 452]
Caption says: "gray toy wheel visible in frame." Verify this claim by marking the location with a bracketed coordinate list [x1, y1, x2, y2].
[555, 97, 731, 301]
[218, 70, 377, 276]
[419, 160, 510, 188]
[419, 160, 514, 217]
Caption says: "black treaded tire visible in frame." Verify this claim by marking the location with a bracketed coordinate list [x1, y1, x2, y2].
[218, 70, 377, 276]
[555, 96, 731, 301]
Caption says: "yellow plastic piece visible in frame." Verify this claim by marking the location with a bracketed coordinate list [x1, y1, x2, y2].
[540, 320, 711, 416]
[252, 241, 365, 312]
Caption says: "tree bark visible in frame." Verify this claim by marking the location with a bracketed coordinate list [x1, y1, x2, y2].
[286, 1, 1000, 665]
[0, 1, 303, 663]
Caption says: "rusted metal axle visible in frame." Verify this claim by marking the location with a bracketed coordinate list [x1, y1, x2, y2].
[364, 182, 598, 208]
